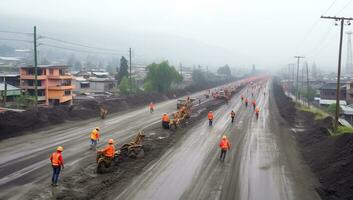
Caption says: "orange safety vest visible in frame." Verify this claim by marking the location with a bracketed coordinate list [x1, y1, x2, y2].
[103, 144, 115, 158]
[208, 112, 214, 120]
[219, 139, 231, 150]
[149, 103, 154, 109]
[252, 100, 256, 105]
[90, 130, 100, 140]
[51, 152, 62, 166]
[255, 108, 260, 113]
[162, 115, 169, 122]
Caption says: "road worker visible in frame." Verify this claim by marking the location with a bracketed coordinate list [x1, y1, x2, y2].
[208, 111, 214, 126]
[50, 146, 64, 186]
[245, 98, 249, 107]
[90, 127, 100, 150]
[240, 95, 244, 102]
[162, 113, 170, 129]
[230, 110, 236, 123]
[98, 139, 115, 159]
[252, 100, 256, 110]
[219, 135, 231, 161]
[255, 107, 260, 119]
[149, 102, 155, 113]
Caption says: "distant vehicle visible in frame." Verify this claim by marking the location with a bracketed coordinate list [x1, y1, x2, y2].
[177, 98, 196, 109]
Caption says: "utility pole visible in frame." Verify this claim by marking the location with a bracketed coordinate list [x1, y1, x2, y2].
[179, 63, 183, 77]
[294, 56, 304, 101]
[33, 26, 38, 105]
[301, 63, 305, 101]
[129, 48, 132, 92]
[321, 15, 352, 131]
[2, 77, 7, 107]
[306, 62, 310, 108]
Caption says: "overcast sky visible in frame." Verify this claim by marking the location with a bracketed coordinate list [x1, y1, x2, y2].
[0, 0, 352, 71]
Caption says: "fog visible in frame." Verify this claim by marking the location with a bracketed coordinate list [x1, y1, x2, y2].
[0, 0, 352, 71]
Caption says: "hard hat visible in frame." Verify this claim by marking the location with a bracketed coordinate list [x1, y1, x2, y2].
[210, 111, 213, 113]
[163, 113, 167, 115]
[57, 146, 64, 152]
[95, 127, 100, 131]
[222, 135, 227, 139]
[108, 139, 114, 144]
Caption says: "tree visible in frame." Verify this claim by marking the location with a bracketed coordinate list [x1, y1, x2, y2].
[119, 76, 139, 94]
[116, 56, 129, 85]
[143, 61, 182, 92]
[192, 69, 207, 85]
[327, 103, 342, 115]
[217, 65, 232, 77]
[15, 93, 35, 108]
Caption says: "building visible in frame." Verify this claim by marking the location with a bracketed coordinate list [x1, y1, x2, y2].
[319, 82, 347, 101]
[20, 65, 74, 105]
[0, 83, 21, 103]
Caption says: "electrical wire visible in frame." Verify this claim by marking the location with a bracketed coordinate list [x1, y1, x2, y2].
[336, 0, 353, 15]
[40, 43, 129, 56]
[0, 38, 32, 43]
[0, 30, 33, 35]
[40, 35, 128, 53]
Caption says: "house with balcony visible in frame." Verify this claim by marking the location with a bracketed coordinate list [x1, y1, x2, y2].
[20, 65, 74, 105]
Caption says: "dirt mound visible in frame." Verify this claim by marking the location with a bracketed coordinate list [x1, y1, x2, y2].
[273, 78, 353, 200]
[272, 78, 296, 125]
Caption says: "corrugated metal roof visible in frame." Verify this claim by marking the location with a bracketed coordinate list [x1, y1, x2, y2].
[0, 83, 20, 91]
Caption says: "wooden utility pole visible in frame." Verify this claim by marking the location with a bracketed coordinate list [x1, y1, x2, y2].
[294, 56, 305, 101]
[33, 26, 38, 105]
[306, 62, 310, 108]
[321, 16, 353, 131]
[129, 47, 132, 92]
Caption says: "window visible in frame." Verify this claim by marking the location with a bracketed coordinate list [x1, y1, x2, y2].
[64, 90, 71, 96]
[49, 69, 54, 75]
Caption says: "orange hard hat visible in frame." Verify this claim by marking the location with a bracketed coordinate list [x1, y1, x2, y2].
[108, 139, 114, 144]
[222, 135, 227, 139]
[57, 146, 64, 152]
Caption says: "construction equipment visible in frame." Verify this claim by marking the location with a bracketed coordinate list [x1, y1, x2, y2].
[96, 131, 145, 173]
[177, 98, 195, 109]
[118, 130, 145, 159]
[170, 99, 193, 129]
[100, 106, 108, 119]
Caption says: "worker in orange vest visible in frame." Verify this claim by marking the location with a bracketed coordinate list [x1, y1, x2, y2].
[245, 98, 249, 107]
[162, 113, 170, 129]
[90, 127, 100, 150]
[252, 100, 256, 110]
[149, 102, 155, 113]
[208, 111, 214, 126]
[230, 110, 236, 123]
[240, 94, 244, 102]
[98, 139, 116, 159]
[50, 146, 64, 186]
[219, 135, 231, 161]
[255, 107, 260, 119]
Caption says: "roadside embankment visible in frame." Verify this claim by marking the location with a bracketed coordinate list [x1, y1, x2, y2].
[273, 78, 353, 200]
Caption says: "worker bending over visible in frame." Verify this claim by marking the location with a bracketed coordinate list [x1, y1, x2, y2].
[162, 113, 170, 129]
[219, 136, 231, 161]
[50, 146, 64, 186]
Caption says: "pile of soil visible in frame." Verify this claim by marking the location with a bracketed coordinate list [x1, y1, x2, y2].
[27, 98, 226, 200]
[0, 79, 235, 140]
[273, 78, 353, 200]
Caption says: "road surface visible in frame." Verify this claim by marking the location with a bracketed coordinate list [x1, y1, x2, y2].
[112, 79, 320, 200]
[0, 86, 219, 200]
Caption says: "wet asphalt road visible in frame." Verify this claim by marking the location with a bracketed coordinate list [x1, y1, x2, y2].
[0, 87, 221, 200]
[113, 79, 320, 200]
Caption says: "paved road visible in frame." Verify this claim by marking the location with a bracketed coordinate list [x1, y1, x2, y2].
[0, 86, 221, 200]
[113, 79, 320, 200]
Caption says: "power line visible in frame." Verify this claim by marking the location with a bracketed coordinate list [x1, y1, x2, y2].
[323, 0, 338, 15]
[40, 35, 128, 53]
[336, 0, 353, 15]
[40, 43, 129, 56]
[0, 38, 32, 43]
[0, 30, 33, 35]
